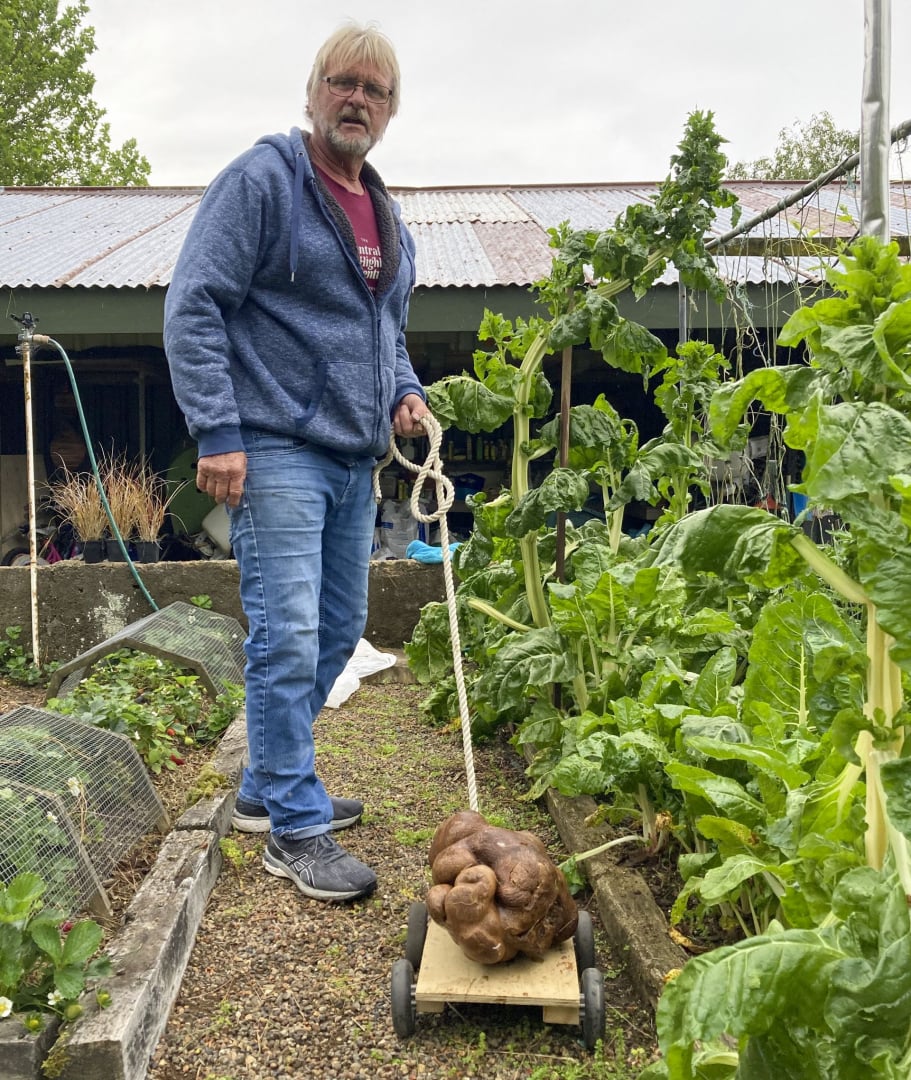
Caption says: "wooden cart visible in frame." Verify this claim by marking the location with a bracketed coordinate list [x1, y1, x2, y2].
[391, 903, 606, 1050]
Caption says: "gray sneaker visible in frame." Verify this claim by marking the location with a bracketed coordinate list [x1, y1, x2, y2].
[263, 832, 377, 902]
[232, 796, 364, 834]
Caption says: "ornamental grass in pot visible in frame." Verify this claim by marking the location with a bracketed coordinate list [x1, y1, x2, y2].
[132, 462, 187, 562]
[49, 468, 107, 563]
[99, 454, 141, 561]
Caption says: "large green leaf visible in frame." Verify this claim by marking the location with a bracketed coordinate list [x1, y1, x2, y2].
[425, 376, 514, 433]
[405, 602, 458, 684]
[743, 589, 865, 730]
[656, 930, 843, 1049]
[789, 399, 911, 504]
[0, 872, 45, 922]
[60, 919, 102, 966]
[687, 646, 738, 714]
[648, 505, 805, 589]
[709, 365, 820, 445]
[0, 923, 26, 993]
[29, 920, 62, 964]
[880, 757, 911, 841]
[824, 881, 911, 1065]
[666, 762, 766, 829]
[601, 318, 668, 374]
[692, 853, 772, 905]
[504, 468, 590, 536]
[487, 628, 574, 711]
[683, 736, 810, 791]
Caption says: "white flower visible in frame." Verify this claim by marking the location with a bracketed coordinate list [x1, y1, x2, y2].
[66, 777, 83, 798]
[47, 990, 64, 1006]
[46, 812, 58, 823]
[0, 787, 13, 800]
[0, 996, 12, 1018]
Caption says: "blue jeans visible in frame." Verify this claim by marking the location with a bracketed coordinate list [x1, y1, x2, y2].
[229, 429, 377, 838]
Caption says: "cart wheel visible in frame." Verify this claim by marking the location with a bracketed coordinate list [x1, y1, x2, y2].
[405, 901, 428, 970]
[574, 910, 596, 974]
[2, 547, 48, 567]
[580, 967, 605, 1051]
[391, 958, 416, 1038]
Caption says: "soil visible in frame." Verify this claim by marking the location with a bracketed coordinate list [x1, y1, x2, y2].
[1, 674, 662, 1078]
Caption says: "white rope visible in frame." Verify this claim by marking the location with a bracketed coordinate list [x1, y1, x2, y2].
[374, 417, 479, 813]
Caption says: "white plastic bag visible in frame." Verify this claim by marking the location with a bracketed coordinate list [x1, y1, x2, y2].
[324, 638, 397, 709]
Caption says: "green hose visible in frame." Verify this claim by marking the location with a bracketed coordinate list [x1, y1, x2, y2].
[41, 334, 159, 612]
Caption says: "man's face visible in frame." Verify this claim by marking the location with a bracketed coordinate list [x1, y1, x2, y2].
[310, 60, 393, 159]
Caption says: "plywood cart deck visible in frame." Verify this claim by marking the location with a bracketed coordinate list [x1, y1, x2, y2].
[391, 903, 605, 1050]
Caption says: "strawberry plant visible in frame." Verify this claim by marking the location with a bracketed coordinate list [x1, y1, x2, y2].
[47, 649, 244, 772]
[0, 872, 111, 1031]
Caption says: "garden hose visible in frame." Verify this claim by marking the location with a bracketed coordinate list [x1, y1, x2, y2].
[28, 331, 159, 613]
[378, 418, 479, 813]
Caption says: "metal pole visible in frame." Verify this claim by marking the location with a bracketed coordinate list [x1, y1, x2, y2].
[678, 282, 688, 345]
[15, 322, 41, 664]
[861, 0, 891, 240]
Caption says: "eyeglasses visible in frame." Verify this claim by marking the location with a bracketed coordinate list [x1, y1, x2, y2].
[323, 75, 393, 105]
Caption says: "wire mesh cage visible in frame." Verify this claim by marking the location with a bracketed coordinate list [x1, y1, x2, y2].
[0, 707, 168, 915]
[47, 601, 246, 700]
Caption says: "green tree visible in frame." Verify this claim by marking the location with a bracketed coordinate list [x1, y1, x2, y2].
[727, 111, 858, 180]
[0, 0, 150, 186]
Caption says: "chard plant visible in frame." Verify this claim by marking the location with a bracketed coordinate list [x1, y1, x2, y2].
[411, 111, 739, 730]
[644, 236, 911, 1076]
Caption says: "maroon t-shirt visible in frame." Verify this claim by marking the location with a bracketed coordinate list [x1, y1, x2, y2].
[317, 169, 382, 291]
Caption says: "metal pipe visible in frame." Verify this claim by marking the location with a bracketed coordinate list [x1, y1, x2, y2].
[860, 0, 891, 240]
[16, 328, 40, 664]
[709, 116, 911, 253]
[678, 281, 688, 345]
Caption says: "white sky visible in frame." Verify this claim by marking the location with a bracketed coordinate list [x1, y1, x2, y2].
[83, 0, 911, 188]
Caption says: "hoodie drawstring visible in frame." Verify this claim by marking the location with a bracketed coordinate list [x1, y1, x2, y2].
[290, 150, 306, 282]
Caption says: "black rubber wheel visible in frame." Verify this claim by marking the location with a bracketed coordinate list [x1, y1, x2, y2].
[1, 547, 36, 567]
[580, 966, 605, 1051]
[405, 901, 428, 970]
[574, 910, 596, 974]
[391, 958, 416, 1038]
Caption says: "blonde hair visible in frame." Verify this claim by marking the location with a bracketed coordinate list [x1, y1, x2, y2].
[306, 22, 401, 117]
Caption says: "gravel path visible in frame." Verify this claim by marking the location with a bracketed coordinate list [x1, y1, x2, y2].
[144, 682, 657, 1080]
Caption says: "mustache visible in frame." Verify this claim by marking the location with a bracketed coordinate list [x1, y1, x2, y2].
[338, 107, 369, 125]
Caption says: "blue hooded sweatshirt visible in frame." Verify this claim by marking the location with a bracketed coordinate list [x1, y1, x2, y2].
[163, 127, 424, 460]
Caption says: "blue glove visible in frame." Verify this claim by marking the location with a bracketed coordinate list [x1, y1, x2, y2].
[405, 539, 461, 563]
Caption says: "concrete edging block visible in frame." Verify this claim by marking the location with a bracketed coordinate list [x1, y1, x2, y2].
[0, 1015, 61, 1080]
[174, 711, 248, 835]
[543, 787, 687, 1010]
[52, 829, 222, 1080]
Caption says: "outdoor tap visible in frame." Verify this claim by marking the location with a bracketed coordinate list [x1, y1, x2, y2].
[11, 312, 52, 350]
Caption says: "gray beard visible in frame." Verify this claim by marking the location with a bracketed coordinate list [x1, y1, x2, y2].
[326, 125, 375, 158]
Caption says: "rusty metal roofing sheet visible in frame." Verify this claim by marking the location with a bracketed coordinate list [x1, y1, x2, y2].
[509, 187, 636, 232]
[397, 189, 529, 224]
[472, 221, 556, 286]
[0, 182, 908, 293]
[810, 184, 911, 237]
[410, 221, 497, 287]
[0, 188, 199, 288]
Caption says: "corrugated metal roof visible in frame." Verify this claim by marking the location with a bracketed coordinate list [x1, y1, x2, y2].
[0, 181, 908, 291]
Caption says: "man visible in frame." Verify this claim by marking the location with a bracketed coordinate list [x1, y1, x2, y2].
[164, 22, 428, 902]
